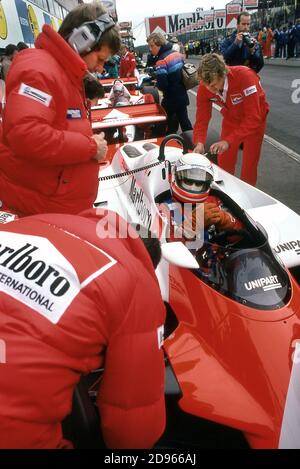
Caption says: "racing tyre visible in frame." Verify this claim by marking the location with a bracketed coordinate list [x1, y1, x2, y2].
[141, 86, 160, 104]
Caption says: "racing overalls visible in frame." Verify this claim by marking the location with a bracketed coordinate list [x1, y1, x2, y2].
[193, 66, 269, 186]
[0, 210, 166, 449]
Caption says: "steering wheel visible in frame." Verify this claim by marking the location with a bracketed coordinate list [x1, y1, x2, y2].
[209, 228, 253, 247]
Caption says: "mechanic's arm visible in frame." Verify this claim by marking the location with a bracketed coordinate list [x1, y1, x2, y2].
[155, 59, 168, 94]
[3, 70, 99, 166]
[193, 83, 213, 152]
[127, 55, 136, 77]
[97, 279, 166, 449]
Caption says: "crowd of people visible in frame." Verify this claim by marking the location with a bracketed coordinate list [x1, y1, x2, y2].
[0, 0, 295, 450]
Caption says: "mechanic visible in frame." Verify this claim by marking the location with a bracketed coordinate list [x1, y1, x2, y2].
[147, 32, 192, 135]
[0, 2, 120, 216]
[193, 53, 269, 186]
[84, 74, 105, 107]
[119, 44, 137, 78]
[162, 153, 241, 243]
[220, 11, 264, 73]
[0, 208, 166, 449]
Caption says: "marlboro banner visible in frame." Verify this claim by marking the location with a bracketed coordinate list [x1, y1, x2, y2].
[204, 14, 215, 25]
[243, 0, 259, 8]
[145, 9, 228, 35]
[226, 1, 242, 28]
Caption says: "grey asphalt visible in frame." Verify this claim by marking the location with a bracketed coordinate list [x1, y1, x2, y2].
[186, 59, 300, 214]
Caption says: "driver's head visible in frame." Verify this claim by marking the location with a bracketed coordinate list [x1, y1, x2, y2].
[112, 79, 124, 94]
[172, 153, 214, 203]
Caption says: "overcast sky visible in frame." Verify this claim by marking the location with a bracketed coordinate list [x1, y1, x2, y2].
[86, 1, 227, 45]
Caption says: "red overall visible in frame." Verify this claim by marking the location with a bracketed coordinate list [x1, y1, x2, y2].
[194, 66, 269, 186]
[0, 210, 166, 449]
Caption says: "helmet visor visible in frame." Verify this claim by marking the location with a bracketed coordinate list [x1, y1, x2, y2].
[175, 167, 213, 195]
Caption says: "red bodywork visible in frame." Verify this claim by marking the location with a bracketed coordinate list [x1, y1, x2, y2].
[164, 264, 300, 448]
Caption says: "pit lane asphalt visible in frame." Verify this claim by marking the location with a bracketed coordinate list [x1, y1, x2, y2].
[186, 59, 300, 215]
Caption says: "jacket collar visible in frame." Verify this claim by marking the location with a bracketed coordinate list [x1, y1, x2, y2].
[35, 25, 87, 88]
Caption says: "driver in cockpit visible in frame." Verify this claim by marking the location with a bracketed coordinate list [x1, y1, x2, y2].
[109, 79, 132, 107]
[164, 153, 242, 242]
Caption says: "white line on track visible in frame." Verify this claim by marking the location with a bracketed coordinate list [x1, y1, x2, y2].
[188, 89, 300, 164]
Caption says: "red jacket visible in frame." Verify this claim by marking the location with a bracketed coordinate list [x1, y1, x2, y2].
[119, 51, 136, 78]
[0, 25, 98, 216]
[0, 210, 166, 448]
[193, 66, 269, 146]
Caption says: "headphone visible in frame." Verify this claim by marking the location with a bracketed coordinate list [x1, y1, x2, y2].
[68, 13, 115, 55]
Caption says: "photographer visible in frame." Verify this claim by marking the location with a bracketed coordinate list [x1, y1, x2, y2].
[220, 11, 264, 73]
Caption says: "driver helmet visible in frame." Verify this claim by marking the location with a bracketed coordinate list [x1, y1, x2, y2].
[112, 80, 124, 94]
[172, 153, 214, 203]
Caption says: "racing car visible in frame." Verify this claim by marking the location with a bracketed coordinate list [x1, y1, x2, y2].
[91, 77, 166, 160]
[73, 133, 300, 449]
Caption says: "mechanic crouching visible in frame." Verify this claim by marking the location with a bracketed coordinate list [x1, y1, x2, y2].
[161, 153, 241, 244]
[0, 209, 166, 449]
[193, 53, 269, 186]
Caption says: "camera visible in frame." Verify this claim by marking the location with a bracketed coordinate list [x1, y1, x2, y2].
[242, 33, 256, 48]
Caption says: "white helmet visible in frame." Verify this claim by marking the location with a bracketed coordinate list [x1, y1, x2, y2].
[172, 153, 214, 203]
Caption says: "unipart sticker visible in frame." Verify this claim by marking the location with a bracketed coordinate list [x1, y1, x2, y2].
[244, 275, 282, 292]
[274, 240, 300, 256]
[0, 232, 116, 324]
[18, 83, 52, 107]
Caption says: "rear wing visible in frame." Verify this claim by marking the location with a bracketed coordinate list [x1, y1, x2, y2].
[91, 103, 167, 130]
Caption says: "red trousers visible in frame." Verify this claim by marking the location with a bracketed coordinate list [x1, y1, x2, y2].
[218, 119, 266, 186]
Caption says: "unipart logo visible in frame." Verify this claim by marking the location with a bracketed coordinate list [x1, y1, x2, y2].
[0, 232, 116, 324]
[274, 240, 300, 256]
[244, 275, 282, 292]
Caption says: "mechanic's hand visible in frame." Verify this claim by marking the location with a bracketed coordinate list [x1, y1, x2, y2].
[194, 143, 206, 154]
[92, 132, 108, 162]
[234, 32, 244, 45]
[210, 140, 229, 155]
[204, 203, 222, 229]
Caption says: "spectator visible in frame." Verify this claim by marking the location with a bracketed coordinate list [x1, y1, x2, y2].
[0, 2, 120, 216]
[119, 43, 136, 78]
[295, 18, 300, 57]
[1, 44, 18, 81]
[278, 27, 288, 58]
[193, 53, 269, 186]
[273, 27, 280, 58]
[265, 26, 273, 58]
[147, 32, 192, 135]
[0, 209, 166, 448]
[170, 36, 180, 53]
[287, 22, 296, 59]
[104, 54, 119, 78]
[221, 11, 264, 73]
